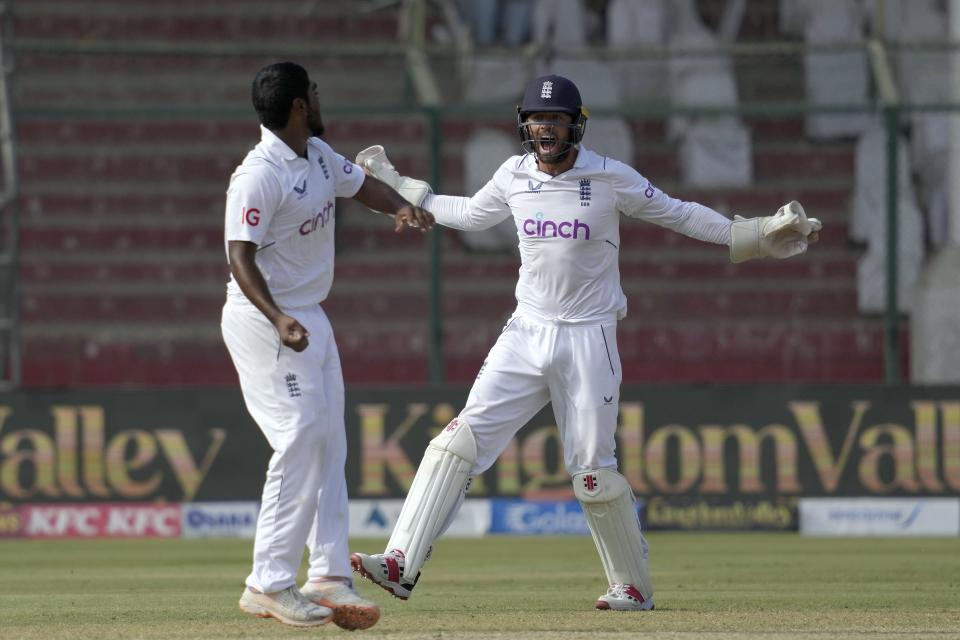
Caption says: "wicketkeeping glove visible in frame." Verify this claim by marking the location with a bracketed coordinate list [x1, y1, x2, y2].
[355, 145, 432, 207]
[729, 200, 822, 263]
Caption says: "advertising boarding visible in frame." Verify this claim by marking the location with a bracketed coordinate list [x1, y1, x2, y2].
[1, 386, 958, 533]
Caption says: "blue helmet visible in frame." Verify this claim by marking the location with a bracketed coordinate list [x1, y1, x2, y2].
[516, 75, 589, 158]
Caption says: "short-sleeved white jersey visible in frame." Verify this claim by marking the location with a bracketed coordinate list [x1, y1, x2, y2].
[224, 125, 364, 308]
[424, 146, 732, 324]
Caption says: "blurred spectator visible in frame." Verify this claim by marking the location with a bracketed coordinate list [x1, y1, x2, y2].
[606, 0, 668, 105]
[790, 0, 871, 139]
[866, 0, 951, 248]
[532, 0, 588, 49]
[459, 128, 518, 253]
[852, 119, 925, 313]
[667, 0, 752, 187]
[456, 0, 535, 47]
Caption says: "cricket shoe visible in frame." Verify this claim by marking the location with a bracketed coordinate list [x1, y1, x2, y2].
[351, 549, 420, 600]
[238, 585, 333, 627]
[301, 579, 380, 630]
[595, 584, 655, 611]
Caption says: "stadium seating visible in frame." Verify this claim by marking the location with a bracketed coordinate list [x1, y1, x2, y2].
[13, 0, 904, 387]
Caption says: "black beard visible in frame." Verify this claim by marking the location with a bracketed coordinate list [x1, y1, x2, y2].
[309, 120, 325, 138]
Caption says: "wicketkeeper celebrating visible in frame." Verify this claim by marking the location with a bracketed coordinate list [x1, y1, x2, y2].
[352, 74, 820, 611]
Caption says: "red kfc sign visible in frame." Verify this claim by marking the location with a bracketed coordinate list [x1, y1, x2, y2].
[23, 504, 181, 538]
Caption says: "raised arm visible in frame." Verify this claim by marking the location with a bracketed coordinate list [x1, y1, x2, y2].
[614, 160, 820, 262]
[351, 174, 435, 233]
[355, 145, 511, 232]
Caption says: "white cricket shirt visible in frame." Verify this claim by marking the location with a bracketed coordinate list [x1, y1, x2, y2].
[424, 146, 732, 324]
[224, 125, 364, 308]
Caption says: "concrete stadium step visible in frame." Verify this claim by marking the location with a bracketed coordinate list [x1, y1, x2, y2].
[20, 322, 432, 386]
[20, 227, 224, 252]
[18, 245, 857, 288]
[21, 260, 229, 286]
[21, 342, 430, 387]
[422, 182, 854, 219]
[18, 219, 848, 256]
[437, 144, 852, 185]
[17, 117, 428, 148]
[16, 60, 410, 109]
[446, 117, 816, 146]
[21, 316, 900, 387]
[18, 115, 850, 195]
[14, 1, 400, 41]
[19, 284, 859, 326]
[19, 193, 224, 220]
[17, 148, 429, 188]
[445, 318, 904, 383]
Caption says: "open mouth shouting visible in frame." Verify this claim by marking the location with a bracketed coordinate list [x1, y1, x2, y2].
[537, 133, 559, 155]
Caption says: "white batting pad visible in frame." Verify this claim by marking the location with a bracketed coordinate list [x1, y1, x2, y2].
[386, 418, 477, 579]
[573, 469, 653, 599]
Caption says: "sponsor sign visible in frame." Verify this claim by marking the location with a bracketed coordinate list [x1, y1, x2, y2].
[182, 502, 258, 539]
[1, 386, 959, 503]
[800, 498, 960, 536]
[644, 497, 797, 531]
[335, 386, 960, 501]
[348, 499, 402, 537]
[22, 503, 181, 538]
[489, 499, 592, 535]
[348, 499, 489, 538]
[0, 502, 22, 538]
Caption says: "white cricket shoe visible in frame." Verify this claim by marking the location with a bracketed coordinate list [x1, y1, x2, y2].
[300, 579, 380, 631]
[595, 583, 655, 611]
[238, 585, 333, 627]
[351, 549, 420, 600]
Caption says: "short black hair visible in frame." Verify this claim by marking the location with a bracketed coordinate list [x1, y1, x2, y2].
[251, 62, 310, 130]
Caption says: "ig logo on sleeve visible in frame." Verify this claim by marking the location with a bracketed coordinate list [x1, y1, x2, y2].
[241, 207, 260, 226]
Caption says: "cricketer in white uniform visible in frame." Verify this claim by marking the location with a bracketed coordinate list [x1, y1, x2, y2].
[221, 62, 434, 630]
[351, 74, 821, 611]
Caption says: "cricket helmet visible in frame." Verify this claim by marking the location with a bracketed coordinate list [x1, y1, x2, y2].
[516, 74, 589, 158]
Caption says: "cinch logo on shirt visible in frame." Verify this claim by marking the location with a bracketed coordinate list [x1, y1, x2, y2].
[299, 201, 334, 235]
[522, 212, 590, 240]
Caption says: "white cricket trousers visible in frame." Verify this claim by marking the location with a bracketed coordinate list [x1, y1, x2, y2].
[461, 314, 623, 475]
[221, 297, 350, 593]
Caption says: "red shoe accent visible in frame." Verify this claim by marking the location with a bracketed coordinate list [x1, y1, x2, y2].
[624, 585, 645, 603]
[385, 556, 401, 583]
[351, 553, 414, 600]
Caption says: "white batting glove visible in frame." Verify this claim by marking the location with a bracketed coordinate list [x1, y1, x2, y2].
[355, 145, 432, 207]
[729, 201, 822, 263]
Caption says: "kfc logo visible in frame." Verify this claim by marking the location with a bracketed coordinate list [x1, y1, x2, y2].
[106, 505, 180, 537]
[242, 207, 261, 226]
[25, 505, 102, 537]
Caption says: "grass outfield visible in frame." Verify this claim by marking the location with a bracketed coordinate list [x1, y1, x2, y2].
[1, 533, 959, 639]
